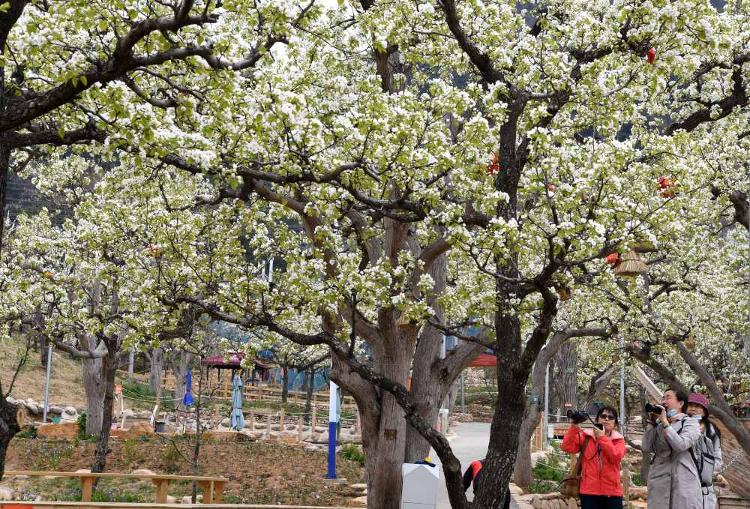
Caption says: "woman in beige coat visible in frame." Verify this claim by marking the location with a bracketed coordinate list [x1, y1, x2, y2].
[642, 389, 702, 509]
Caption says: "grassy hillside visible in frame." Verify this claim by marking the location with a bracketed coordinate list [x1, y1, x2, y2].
[1, 336, 87, 407]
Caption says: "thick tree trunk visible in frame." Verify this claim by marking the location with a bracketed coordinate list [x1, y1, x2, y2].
[405, 252, 448, 462]
[91, 343, 117, 474]
[0, 396, 21, 481]
[304, 368, 315, 424]
[170, 350, 192, 409]
[556, 341, 577, 410]
[82, 354, 105, 435]
[281, 366, 289, 403]
[149, 347, 164, 394]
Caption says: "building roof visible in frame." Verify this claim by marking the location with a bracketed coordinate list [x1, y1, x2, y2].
[201, 352, 267, 369]
[468, 353, 497, 368]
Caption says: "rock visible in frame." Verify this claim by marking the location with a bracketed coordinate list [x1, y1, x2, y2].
[352, 495, 368, 506]
[181, 495, 203, 503]
[60, 406, 78, 422]
[48, 405, 63, 415]
[0, 487, 14, 500]
[314, 426, 326, 433]
[121, 409, 135, 418]
[132, 469, 156, 476]
[567, 497, 578, 509]
[220, 418, 231, 427]
[509, 483, 523, 495]
[166, 495, 177, 503]
[350, 483, 367, 491]
[25, 399, 40, 414]
[517, 494, 537, 503]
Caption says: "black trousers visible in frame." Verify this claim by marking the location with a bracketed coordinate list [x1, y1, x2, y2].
[580, 494, 624, 509]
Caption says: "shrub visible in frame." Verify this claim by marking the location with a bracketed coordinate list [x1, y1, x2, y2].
[340, 444, 365, 466]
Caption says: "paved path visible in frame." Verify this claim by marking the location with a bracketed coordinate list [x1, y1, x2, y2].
[431, 422, 519, 509]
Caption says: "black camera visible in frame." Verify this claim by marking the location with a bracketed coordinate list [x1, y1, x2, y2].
[645, 403, 664, 414]
[567, 409, 604, 429]
[566, 409, 589, 423]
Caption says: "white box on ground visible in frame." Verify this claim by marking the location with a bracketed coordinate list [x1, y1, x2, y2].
[401, 463, 439, 509]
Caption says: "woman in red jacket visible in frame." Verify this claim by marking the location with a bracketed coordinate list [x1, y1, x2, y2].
[561, 406, 626, 509]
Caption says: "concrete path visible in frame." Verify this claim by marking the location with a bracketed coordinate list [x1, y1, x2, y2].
[431, 421, 519, 509]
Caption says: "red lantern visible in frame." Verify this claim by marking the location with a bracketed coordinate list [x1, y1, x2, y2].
[605, 253, 620, 266]
[647, 47, 656, 64]
[487, 152, 500, 175]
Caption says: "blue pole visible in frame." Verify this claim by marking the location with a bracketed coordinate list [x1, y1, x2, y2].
[326, 381, 339, 479]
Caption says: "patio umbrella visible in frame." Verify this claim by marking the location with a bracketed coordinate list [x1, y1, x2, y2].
[230, 373, 245, 430]
[183, 368, 195, 407]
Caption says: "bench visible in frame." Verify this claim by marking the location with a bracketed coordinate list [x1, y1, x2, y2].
[4, 471, 228, 503]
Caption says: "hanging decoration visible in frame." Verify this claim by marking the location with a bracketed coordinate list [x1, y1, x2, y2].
[546, 183, 557, 193]
[556, 286, 572, 301]
[604, 252, 621, 266]
[647, 47, 656, 64]
[487, 152, 500, 175]
[657, 176, 675, 198]
[613, 250, 649, 277]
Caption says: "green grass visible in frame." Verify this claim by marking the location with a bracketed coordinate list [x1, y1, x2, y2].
[529, 443, 570, 493]
[340, 444, 365, 466]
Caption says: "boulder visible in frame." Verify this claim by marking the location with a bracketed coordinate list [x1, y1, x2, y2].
[0, 487, 14, 501]
[509, 483, 523, 495]
[60, 406, 78, 422]
[630, 486, 648, 500]
[121, 409, 136, 418]
[220, 418, 231, 427]
[48, 405, 64, 415]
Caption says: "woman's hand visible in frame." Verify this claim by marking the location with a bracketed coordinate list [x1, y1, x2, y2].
[592, 426, 605, 438]
[658, 407, 670, 426]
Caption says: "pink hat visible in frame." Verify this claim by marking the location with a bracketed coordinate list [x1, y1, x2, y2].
[688, 392, 710, 410]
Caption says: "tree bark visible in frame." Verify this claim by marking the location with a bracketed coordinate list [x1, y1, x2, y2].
[304, 367, 315, 424]
[82, 353, 105, 435]
[91, 339, 117, 474]
[149, 347, 164, 394]
[0, 395, 21, 481]
[170, 350, 192, 409]
[281, 365, 289, 403]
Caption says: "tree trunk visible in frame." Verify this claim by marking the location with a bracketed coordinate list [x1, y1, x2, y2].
[556, 341, 578, 410]
[149, 347, 164, 394]
[82, 354, 105, 436]
[0, 396, 21, 481]
[0, 142, 9, 258]
[191, 359, 205, 503]
[404, 252, 449, 462]
[281, 366, 289, 403]
[170, 350, 192, 409]
[304, 368, 315, 425]
[127, 349, 134, 381]
[91, 342, 117, 474]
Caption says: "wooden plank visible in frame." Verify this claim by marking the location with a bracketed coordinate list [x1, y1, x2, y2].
[5, 471, 227, 482]
[151, 479, 170, 504]
[79, 477, 94, 503]
[0, 503, 350, 508]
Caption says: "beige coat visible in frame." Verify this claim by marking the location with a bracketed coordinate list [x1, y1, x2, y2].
[642, 414, 702, 509]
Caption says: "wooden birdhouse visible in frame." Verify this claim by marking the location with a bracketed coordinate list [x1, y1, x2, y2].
[557, 286, 572, 301]
[614, 250, 648, 277]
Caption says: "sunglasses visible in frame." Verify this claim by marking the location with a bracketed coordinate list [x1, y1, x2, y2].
[599, 414, 616, 420]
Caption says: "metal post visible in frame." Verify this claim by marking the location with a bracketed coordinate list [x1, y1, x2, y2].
[268, 258, 274, 284]
[42, 345, 53, 422]
[543, 362, 550, 448]
[620, 336, 626, 435]
[326, 380, 339, 479]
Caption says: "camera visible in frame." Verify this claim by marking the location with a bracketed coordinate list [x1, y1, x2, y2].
[645, 403, 665, 414]
[566, 409, 589, 423]
[567, 409, 604, 429]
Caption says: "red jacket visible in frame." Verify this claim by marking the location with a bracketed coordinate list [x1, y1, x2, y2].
[561, 426, 626, 497]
